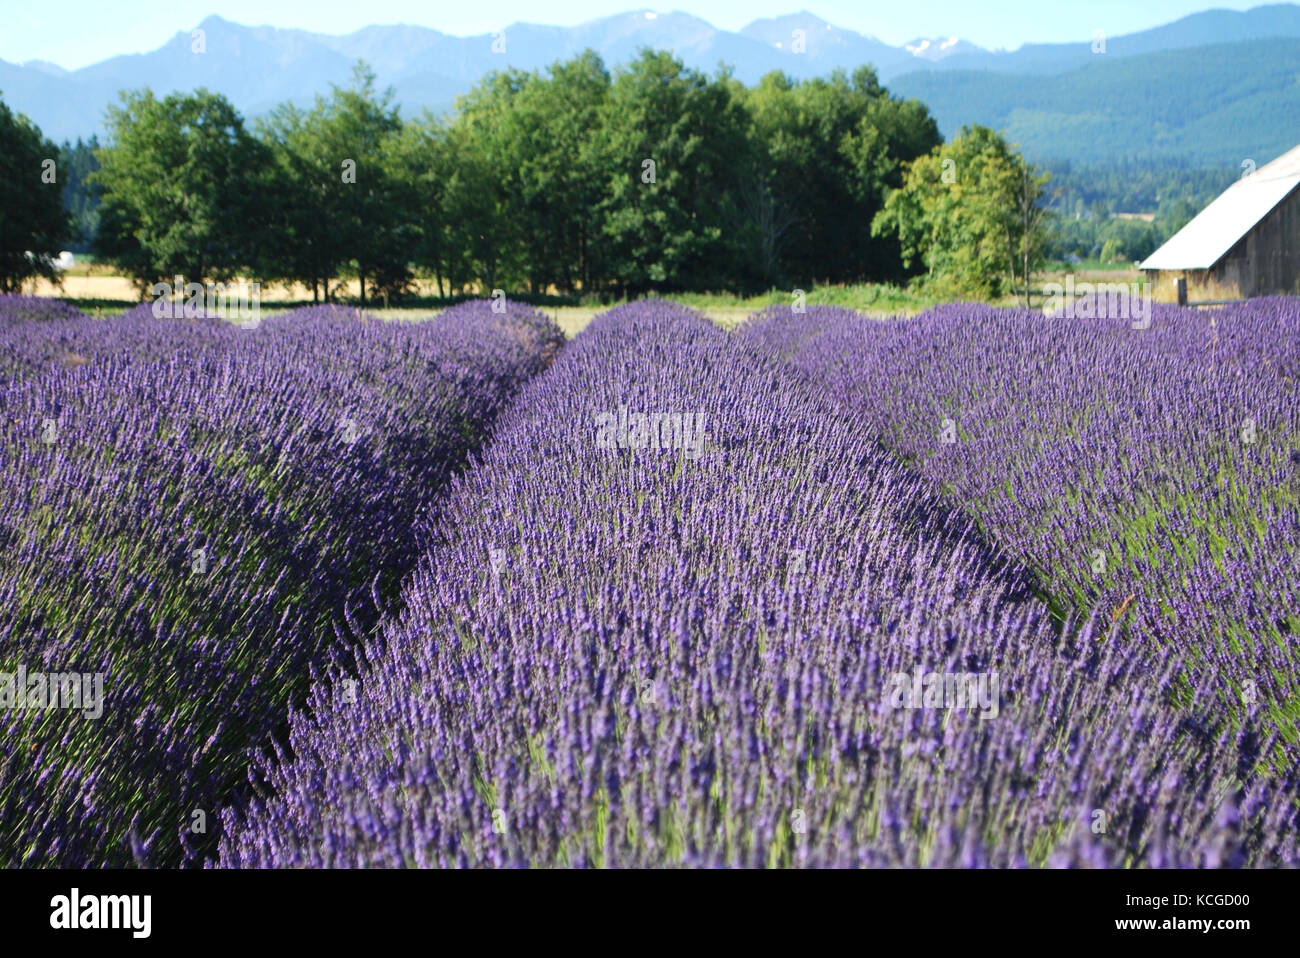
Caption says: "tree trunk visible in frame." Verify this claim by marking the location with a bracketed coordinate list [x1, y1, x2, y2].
[579, 227, 588, 293]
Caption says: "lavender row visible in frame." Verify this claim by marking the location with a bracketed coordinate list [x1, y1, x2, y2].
[0, 300, 563, 867]
[737, 302, 1300, 751]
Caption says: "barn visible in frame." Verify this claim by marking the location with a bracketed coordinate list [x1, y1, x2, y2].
[1140, 144, 1300, 302]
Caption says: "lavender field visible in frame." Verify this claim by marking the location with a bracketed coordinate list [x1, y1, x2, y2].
[1, 294, 1297, 868]
[0, 296, 563, 866]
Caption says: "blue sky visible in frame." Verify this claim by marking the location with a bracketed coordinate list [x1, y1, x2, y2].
[1, 1, 1267, 70]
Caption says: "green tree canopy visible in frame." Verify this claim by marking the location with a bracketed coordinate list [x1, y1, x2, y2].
[742, 68, 941, 287]
[93, 88, 269, 290]
[597, 50, 751, 296]
[258, 63, 408, 304]
[0, 95, 70, 293]
[873, 124, 1050, 301]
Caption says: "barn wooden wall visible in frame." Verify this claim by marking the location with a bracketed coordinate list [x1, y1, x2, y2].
[1146, 185, 1300, 300]
[1216, 185, 1300, 296]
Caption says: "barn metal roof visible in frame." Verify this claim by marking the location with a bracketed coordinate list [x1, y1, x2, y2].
[1140, 144, 1300, 271]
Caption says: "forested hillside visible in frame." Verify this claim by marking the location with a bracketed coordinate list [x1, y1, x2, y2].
[891, 38, 1300, 166]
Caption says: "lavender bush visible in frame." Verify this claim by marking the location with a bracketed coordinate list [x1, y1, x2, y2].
[0, 306, 235, 385]
[0, 294, 86, 327]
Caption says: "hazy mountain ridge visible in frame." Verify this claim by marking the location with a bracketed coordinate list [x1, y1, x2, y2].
[3, 4, 1299, 157]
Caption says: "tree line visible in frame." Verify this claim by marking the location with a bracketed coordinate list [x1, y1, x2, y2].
[1041, 160, 1232, 265]
[2, 51, 1057, 302]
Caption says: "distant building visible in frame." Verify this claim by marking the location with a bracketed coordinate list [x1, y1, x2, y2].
[1140, 144, 1300, 301]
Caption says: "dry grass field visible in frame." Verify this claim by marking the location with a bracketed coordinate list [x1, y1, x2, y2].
[24, 264, 1147, 337]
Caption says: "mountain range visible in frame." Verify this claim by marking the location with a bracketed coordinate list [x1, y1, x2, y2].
[3, 5, 1300, 166]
